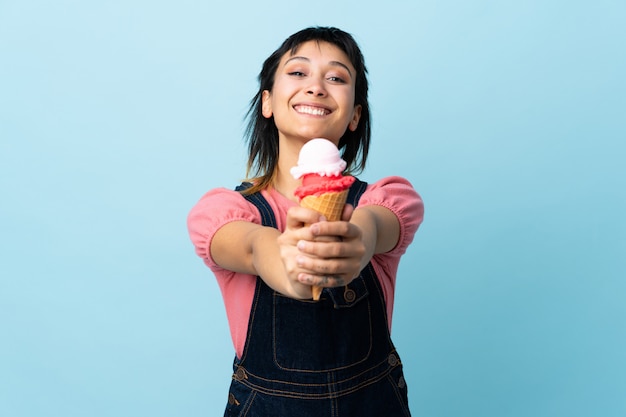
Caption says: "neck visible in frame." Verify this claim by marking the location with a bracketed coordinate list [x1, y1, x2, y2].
[272, 136, 306, 201]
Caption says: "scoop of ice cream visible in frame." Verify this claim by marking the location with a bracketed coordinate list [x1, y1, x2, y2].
[294, 174, 355, 199]
[290, 138, 347, 179]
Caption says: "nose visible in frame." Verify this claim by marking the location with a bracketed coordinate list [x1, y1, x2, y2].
[306, 76, 327, 97]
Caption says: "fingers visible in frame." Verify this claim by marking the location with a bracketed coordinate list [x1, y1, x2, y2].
[342, 204, 354, 222]
[294, 240, 363, 288]
[297, 273, 347, 288]
[309, 218, 360, 242]
[304, 225, 363, 255]
[296, 249, 362, 273]
[287, 204, 355, 242]
[285, 206, 327, 230]
[279, 207, 335, 290]
[282, 205, 364, 290]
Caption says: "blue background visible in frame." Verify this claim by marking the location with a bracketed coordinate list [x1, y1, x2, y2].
[1, 1, 624, 416]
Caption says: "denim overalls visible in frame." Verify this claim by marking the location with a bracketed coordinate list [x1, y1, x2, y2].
[226, 180, 411, 416]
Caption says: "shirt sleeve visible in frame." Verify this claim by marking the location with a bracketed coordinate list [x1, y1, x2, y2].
[358, 176, 424, 256]
[187, 187, 260, 269]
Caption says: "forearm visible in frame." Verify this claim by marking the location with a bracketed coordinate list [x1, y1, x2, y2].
[351, 205, 400, 267]
[348, 208, 379, 271]
[250, 227, 313, 299]
[212, 221, 312, 299]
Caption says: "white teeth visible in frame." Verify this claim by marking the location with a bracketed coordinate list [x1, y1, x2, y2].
[295, 106, 328, 116]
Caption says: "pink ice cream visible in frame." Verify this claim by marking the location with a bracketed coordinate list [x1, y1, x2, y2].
[291, 138, 355, 199]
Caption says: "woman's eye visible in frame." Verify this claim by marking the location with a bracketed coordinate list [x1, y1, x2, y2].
[288, 71, 306, 77]
[328, 76, 346, 83]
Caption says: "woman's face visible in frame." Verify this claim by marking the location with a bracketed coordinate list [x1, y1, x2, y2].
[262, 40, 362, 146]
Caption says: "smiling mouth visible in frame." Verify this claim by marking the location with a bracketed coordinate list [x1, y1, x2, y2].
[294, 105, 330, 116]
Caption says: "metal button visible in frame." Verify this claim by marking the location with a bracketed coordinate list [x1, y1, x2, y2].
[234, 366, 247, 381]
[398, 376, 406, 389]
[344, 288, 356, 302]
[388, 353, 399, 367]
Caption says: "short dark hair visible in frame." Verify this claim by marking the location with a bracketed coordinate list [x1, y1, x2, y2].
[244, 26, 371, 193]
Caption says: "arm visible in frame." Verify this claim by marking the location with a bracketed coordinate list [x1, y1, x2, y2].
[188, 187, 322, 299]
[210, 207, 328, 299]
[294, 176, 423, 289]
[352, 205, 401, 259]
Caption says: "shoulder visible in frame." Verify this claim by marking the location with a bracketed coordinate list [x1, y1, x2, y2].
[360, 176, 424, 253]
[187, 187, 262, 266]
[188, 187, 261, 223]
[360, 176, 424, 218]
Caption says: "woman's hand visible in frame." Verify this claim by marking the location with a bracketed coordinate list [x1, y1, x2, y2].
[291, 205, 367, 289]
[276, 206, 330, 297]
[212, 206, 327, 300]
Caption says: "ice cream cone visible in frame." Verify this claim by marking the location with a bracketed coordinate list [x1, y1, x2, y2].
[291, 139, 354, 301]
[300, 189, 349, 222]
[300, 189, 350, 300]
[311, 282, 324, 301]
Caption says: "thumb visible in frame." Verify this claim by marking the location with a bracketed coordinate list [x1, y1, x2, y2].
[341, 204, 354, 222]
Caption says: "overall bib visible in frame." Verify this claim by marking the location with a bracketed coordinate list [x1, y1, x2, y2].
[225, 180, 411, 416]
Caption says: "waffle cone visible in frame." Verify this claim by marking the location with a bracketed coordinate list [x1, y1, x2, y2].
[299, 189, 350, 300]
[300, 189, 349, 222]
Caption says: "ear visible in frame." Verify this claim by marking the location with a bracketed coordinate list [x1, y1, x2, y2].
[262, 90, 273, 118]
[348, 104, 362, 131]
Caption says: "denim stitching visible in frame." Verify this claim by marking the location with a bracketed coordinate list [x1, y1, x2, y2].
[386, 372, 411, 417]
[271, 293, 373, 372]
[235, 363, 399, 400]
[242, 353, 389, 386]
[328, 372, 338, 417]
[240, 389, 257, 417]
[234, 352, 400, 397]
[271, 272, 374, 372]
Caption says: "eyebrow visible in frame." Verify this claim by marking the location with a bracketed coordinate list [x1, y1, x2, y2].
[284, 56, 353, 78]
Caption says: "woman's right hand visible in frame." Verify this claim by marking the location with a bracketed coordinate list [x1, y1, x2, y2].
[212, 205, 338, 300]
[277, 206, 329, 297]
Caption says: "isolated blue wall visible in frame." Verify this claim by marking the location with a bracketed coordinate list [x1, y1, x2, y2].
[1, 1, 624, 416]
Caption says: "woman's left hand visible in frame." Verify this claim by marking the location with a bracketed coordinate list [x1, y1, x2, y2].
[294, 205, 367, 288]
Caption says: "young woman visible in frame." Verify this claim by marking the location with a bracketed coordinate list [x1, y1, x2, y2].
[188, 26, 424, 416]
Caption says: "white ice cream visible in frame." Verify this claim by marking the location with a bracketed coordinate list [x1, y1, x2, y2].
[290, 138, 347, 179]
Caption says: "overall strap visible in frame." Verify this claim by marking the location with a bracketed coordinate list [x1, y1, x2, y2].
[235, 182, 277, 229]
[346, 178, 368, 207]
[236, 179, 368, 228]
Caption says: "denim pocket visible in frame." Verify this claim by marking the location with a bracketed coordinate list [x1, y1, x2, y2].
[273, 276, 372, 371]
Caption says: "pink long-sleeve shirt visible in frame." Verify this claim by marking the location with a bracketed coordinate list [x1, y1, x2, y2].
[187, 176, 424, 358]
